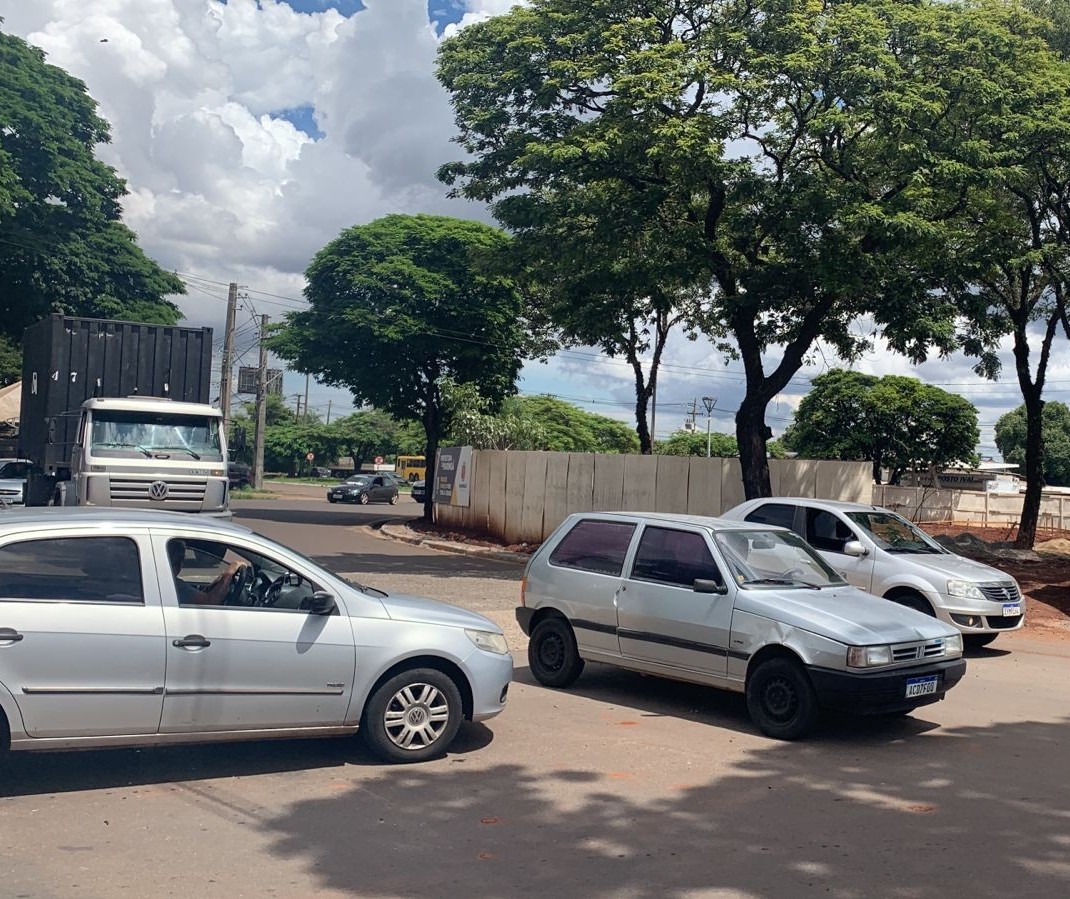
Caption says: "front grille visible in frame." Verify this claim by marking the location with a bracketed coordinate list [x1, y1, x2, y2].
[891, 639, 946, 662]
[110, 478, 208, 504]
[978, 582, 1022, 603]
[985, 614, 1023, 630]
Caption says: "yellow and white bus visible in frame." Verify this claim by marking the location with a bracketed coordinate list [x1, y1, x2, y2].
[396, 455, 426, 482]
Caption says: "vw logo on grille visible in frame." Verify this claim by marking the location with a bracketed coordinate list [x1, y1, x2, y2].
[148, 480, 169, 501]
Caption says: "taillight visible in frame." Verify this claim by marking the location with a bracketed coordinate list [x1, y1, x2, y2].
[520, 576, 527, 607]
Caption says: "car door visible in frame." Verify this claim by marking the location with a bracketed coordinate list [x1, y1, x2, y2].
[802, 507, 876, 592]
[371, 476, 388, 501]
[0, 531, 166, 738]
[153, 533, 356, 733]
[616, 525, 732, 680]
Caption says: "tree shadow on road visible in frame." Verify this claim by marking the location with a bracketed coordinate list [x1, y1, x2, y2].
[259, 714, 1070, 898]
[318, 550, 522, 584]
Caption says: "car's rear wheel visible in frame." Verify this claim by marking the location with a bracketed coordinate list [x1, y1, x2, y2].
[746, 657, 819, 740]
[389, 493, 399, 505]
[964, 633, 999, 649]
[528, 616, 585, 688]
[362, 668, 463, 763]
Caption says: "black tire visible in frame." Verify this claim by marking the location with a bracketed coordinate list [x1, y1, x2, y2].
[389, 493, 399, 505]
[359, 492, 370, 505]
[746, 657, 820, 740]
[327, 495, 337, 504]
[888, 592, 935, 617]
[964, 633, 999, 649]
[528, 616, 585, 688]
[362, 668, 463, 763]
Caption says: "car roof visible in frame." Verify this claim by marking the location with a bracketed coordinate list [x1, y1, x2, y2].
[0, 507, 254, 536]
[740, 497, 885, 513]
[572, 510, 780, 532]
[83, 397, 222, 417]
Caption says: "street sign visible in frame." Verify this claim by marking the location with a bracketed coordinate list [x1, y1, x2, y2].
[306, 452, 315, 462]
[237, 367, 283, 396]
[374, 456, 384, 464]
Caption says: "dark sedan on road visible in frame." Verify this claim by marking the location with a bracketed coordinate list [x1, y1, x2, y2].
[410, 480, 427, 504]
[327, 474, 399, 505]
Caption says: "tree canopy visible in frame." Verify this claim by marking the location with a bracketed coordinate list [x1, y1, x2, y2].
[270, 214, 531, 516]
[0, 29, 183, 348]
[995, 402, 1070, 487]
[436, 0, 1067, 500]
[782, 370, 980, 484]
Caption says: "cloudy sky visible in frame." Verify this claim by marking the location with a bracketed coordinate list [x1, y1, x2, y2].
[3, 0, 1066, 457]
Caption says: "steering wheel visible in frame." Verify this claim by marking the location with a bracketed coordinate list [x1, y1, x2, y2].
[254, 573, 287, 608]
[223, 565, 253, 605]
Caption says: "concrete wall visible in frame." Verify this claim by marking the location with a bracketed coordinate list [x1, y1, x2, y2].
[436, 451, 874, 544]
[874, 484, 1070, 533]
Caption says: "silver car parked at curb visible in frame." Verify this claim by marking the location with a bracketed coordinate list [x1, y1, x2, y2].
[0, 508, 512, 764]
[721, 498, 1025, 648]
[517, 512, 966, 740]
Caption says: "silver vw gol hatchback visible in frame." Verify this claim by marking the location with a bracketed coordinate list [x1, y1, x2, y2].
[0, 509, 512, 763]
[517, 512, 966, 739]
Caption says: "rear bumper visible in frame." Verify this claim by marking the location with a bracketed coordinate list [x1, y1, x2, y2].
[515, 607, 535, 636]
[807, 657, 967, 714]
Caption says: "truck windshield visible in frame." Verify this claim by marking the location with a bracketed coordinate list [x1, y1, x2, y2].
[89, 410, 223, 461]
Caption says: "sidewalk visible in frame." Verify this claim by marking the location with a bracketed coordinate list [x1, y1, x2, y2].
[378, 523, 530, 565]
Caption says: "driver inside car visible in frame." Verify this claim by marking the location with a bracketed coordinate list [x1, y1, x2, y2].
[167, 538, 250, 605]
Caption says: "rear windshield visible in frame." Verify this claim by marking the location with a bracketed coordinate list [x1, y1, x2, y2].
[548, 520, 636, 577]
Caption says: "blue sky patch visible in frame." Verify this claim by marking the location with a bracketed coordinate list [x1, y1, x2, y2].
[277, 1, 366, 14]
[273, 104, 325, 140]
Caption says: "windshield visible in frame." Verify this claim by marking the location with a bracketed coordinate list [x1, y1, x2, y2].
[345, 476, 372, 484]
[89, 410, 223, 462]
[255, 532, 388, 597]
[846, 511, 947, 554]
[714, 529, 847, 589]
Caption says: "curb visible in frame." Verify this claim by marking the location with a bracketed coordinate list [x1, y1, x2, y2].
[379, 524, 529, 565]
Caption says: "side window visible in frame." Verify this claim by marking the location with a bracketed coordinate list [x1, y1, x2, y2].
[743, 503, 798, 531]
[631, 527, 724, 589]
[805, 509, 855, 553]
[0, 536, 144, 603]
[548, 520, 636, 576]
[0, 462, 31, 479]
[167, 538, 324, 611]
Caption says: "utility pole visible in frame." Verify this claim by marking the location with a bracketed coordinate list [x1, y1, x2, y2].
[325, 399, 332, 425]
[702, 396, 717, 458]
[219, 281, 239, 425]
[252, 314, 269, 489]
[303, 372, 310, 423]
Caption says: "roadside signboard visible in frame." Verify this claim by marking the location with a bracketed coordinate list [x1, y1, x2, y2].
[435, 446, 472, 507]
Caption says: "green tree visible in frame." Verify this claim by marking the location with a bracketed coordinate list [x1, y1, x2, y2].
[270, 214, 530, 517]
[657, 430, 739, 458]
[783, 371, 980, 484]
[0, 29, 183, 351]
[330, 410, 404, 471]
[437, 0, 1057, 500]
[995, 402, 1070, 488]
[263, 421, 342, 477]
[506, 396, 639, 454]
[0, 334, 20, 386]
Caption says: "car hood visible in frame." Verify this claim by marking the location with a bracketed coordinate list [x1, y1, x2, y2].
[738, 584, 959, 645]
[377, 593, 502, 633]
[0, 478, 24, 489]
[890, 550, 1010, 584]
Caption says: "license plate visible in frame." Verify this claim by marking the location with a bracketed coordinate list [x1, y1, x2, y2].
[1002, 603, 1021, 617]
[905, 676, 939, 699]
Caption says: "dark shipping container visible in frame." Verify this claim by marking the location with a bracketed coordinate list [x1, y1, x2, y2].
[19, 315, 214, 475]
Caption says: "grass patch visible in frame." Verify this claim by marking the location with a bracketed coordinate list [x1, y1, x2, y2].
[231, 486, 277, 499]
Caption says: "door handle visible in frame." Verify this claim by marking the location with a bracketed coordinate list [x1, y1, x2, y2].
[173, 635, 211, 649]
[0, 628, 23, 643]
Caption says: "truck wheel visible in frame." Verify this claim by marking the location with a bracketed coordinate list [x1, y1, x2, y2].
[746, 657, 819, 740]
[528, 617, 584, 688]
[362, 668, 463, 763]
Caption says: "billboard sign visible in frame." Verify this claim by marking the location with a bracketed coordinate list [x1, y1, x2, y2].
[237, 367, 283, 396]
[434, 446, 472, 507]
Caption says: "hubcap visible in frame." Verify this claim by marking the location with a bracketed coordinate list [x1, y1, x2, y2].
[762, 675, 798, 722]
[537, 632, 565, 672]
[383, 683, 450, 750]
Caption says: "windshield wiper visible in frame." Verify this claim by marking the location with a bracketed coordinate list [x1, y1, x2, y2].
[158, 447, 202, 460]
[745, 578, 821, 589]
[94, 442, 152, 458]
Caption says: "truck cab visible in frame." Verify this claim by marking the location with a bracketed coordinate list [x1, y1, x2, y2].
[67, 397, 229, 516]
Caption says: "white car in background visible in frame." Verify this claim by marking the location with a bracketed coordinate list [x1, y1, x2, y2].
[0, 459, 34, 505]
[722, 498, 1024, 648]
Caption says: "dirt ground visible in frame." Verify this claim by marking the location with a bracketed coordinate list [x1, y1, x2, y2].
[408, 518, 1070, 638]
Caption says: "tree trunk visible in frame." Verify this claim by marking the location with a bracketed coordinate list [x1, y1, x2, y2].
[1017, 391, 1045, 549]
[633, 388, 652, 454]
[736, 392, 771, 500]
[423, 404, 440, 522]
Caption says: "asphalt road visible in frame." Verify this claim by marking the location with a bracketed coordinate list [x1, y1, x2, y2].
[0, 497, 1067, 898]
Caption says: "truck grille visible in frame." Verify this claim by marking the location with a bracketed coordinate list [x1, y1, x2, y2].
[891, 639, 947, 662]
[977, 582, 1021, 604]
[110, 478, 208, 504]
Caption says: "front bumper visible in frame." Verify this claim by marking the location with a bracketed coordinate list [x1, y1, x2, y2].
[466, 650, 514, 722]
[807, 657, 967, 714]
[940, 598, 1025, 634]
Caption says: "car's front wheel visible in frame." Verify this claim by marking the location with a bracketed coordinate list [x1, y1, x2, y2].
[389, 493, 399, 505]
[359, 492, 370, 505]
[528, 616, 585, 688]
[362, 668, 463, 763]
[746, 656, 819, 740]
[327, 495, 337, 504]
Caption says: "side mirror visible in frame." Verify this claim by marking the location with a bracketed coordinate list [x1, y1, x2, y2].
[307, 591, 336, 615]
[694, 579, 728, 595]
[843, 540, 868, 558]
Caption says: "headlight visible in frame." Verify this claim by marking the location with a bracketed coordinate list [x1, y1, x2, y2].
[847, 645, 893, 668]
[944, 633, 963, 656]
[947, 579, 985, 601]
[465, 629, 509, 655]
